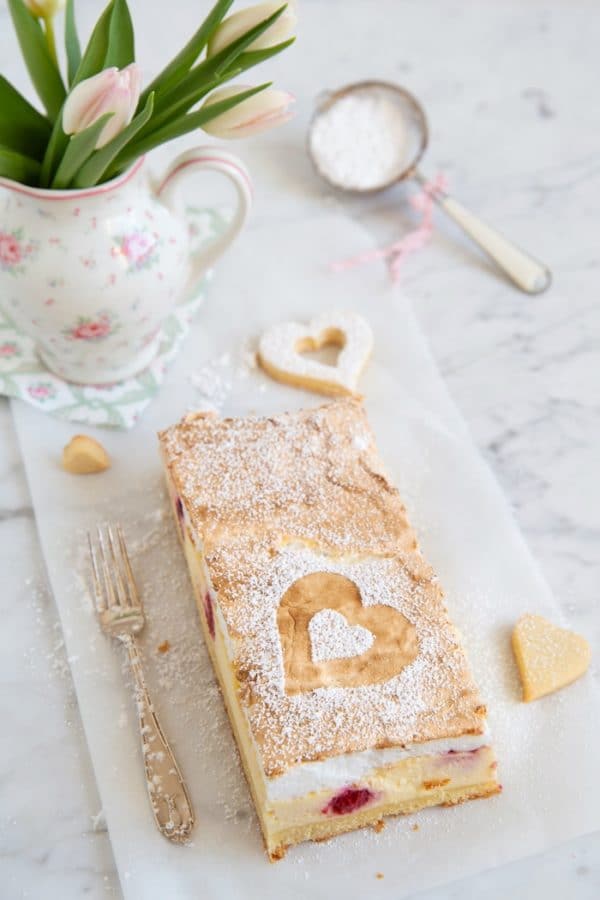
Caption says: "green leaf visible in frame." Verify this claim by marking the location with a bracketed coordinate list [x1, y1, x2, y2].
[232, 37, 295, 73]
[7, 0, 66, 120]
[39, 117, 69, 187]
[64, 0, 82, 86]
[140, 0, 234, 106]
[103, 0, 135, 69]
[108, 83, 270, 176]
[51, 114, 114, 189]
[137, 72, 229, 139]
[0, 76, 51, 158]
[141, 38, 293, 138]
[152, 5, 287, 118]
[73, 93, 154, 187]
[72, 0, 114, 86]
[0, 146, 41, 184]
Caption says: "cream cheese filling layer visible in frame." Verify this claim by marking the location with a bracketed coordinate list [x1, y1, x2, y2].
[173, 511, 491, 806]
[266, 732, 488, 802]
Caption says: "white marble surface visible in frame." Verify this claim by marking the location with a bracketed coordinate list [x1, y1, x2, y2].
[1, 0, 599, 897]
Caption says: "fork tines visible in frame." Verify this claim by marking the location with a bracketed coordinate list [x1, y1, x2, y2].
[88, 524, 142, 613]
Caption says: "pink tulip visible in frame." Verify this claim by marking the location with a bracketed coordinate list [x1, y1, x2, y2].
[62, 64, 142, 149]
[201, 86, 295, 139]
[207, 1, 297, 57]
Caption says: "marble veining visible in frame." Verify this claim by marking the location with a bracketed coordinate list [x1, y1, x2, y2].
[1, 0, 599, 897]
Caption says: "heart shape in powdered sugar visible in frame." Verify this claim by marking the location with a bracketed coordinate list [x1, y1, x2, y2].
[309, 608, 374, 663]
[277, 571, 419, 694]
[257, 310, 373, 398]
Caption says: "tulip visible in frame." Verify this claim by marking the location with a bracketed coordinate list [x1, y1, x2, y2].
[207, 1, 296, 57]
[62, 64, 142, 149]
[201, 85, 294, 139]
[24, 0, 65, 17]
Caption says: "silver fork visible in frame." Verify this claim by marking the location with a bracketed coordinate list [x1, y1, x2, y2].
[88, 524, 194, 843]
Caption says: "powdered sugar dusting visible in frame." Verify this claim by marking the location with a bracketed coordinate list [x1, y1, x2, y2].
[189, 343, 258, 413]
[161, 400, 487, 777]
[208, 538, 481, 775]
[160, 399, 414, 557]
[309, 608, 374, 662]
[189, 364, 231, 412]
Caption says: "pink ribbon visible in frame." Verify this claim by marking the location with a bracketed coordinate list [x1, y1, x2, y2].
[331, 173, 448, 283]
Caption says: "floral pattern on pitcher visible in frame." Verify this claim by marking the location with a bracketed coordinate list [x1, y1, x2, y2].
[0, 227, 39, 276]
[64, 311, 120, 342]
[0, 206, 231, 428]
[0, 145, 251, 385]
[112, 227, 161, 272]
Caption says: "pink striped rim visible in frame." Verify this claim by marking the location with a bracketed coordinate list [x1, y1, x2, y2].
[0, 156, 145, 201]
[156, 154, 253, 198]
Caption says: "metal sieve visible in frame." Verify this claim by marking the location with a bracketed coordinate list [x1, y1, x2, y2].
[308, 80, 551, 294]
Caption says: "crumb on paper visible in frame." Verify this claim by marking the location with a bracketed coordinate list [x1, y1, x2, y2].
[376, 872, 384, 880]
[411, 822, 419, 832]
[372, 819, 385, 833]
[157, 640, 171, 654]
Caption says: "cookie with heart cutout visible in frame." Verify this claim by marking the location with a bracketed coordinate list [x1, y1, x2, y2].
[257, 310, 373, 397]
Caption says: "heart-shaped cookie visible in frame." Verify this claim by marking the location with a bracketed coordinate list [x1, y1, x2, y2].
[277, 571, 419, 694]
[258, 310, 373, 397]
[512, 613, 591, 702]
[309, 608, 374, 662]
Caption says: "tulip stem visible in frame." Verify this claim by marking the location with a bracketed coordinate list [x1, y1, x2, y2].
[43, 15, 58, 67]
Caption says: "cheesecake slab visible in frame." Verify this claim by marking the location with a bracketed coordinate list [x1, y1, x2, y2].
[158, 399, 499, 859]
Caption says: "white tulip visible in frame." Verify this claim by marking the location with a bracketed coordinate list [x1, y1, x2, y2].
[201, 85, 295, 139]
[207, 2, 296, 57]
[62, 65, 142, 149]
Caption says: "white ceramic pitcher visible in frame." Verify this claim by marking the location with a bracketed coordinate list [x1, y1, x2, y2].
[0, 147, 252, 384]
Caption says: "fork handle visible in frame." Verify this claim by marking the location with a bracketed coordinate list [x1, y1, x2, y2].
[123, 635, 195, 842]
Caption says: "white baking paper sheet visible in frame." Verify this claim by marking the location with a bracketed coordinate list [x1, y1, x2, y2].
[12, 214, 600, 900]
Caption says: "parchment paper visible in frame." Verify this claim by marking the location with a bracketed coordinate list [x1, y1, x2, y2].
[12, 214, 600, 900]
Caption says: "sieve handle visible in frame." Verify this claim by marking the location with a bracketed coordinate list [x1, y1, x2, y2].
[417, 172, 551, 294]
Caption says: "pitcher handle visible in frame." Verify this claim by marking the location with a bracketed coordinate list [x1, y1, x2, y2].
[154, 147, 252, 294]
